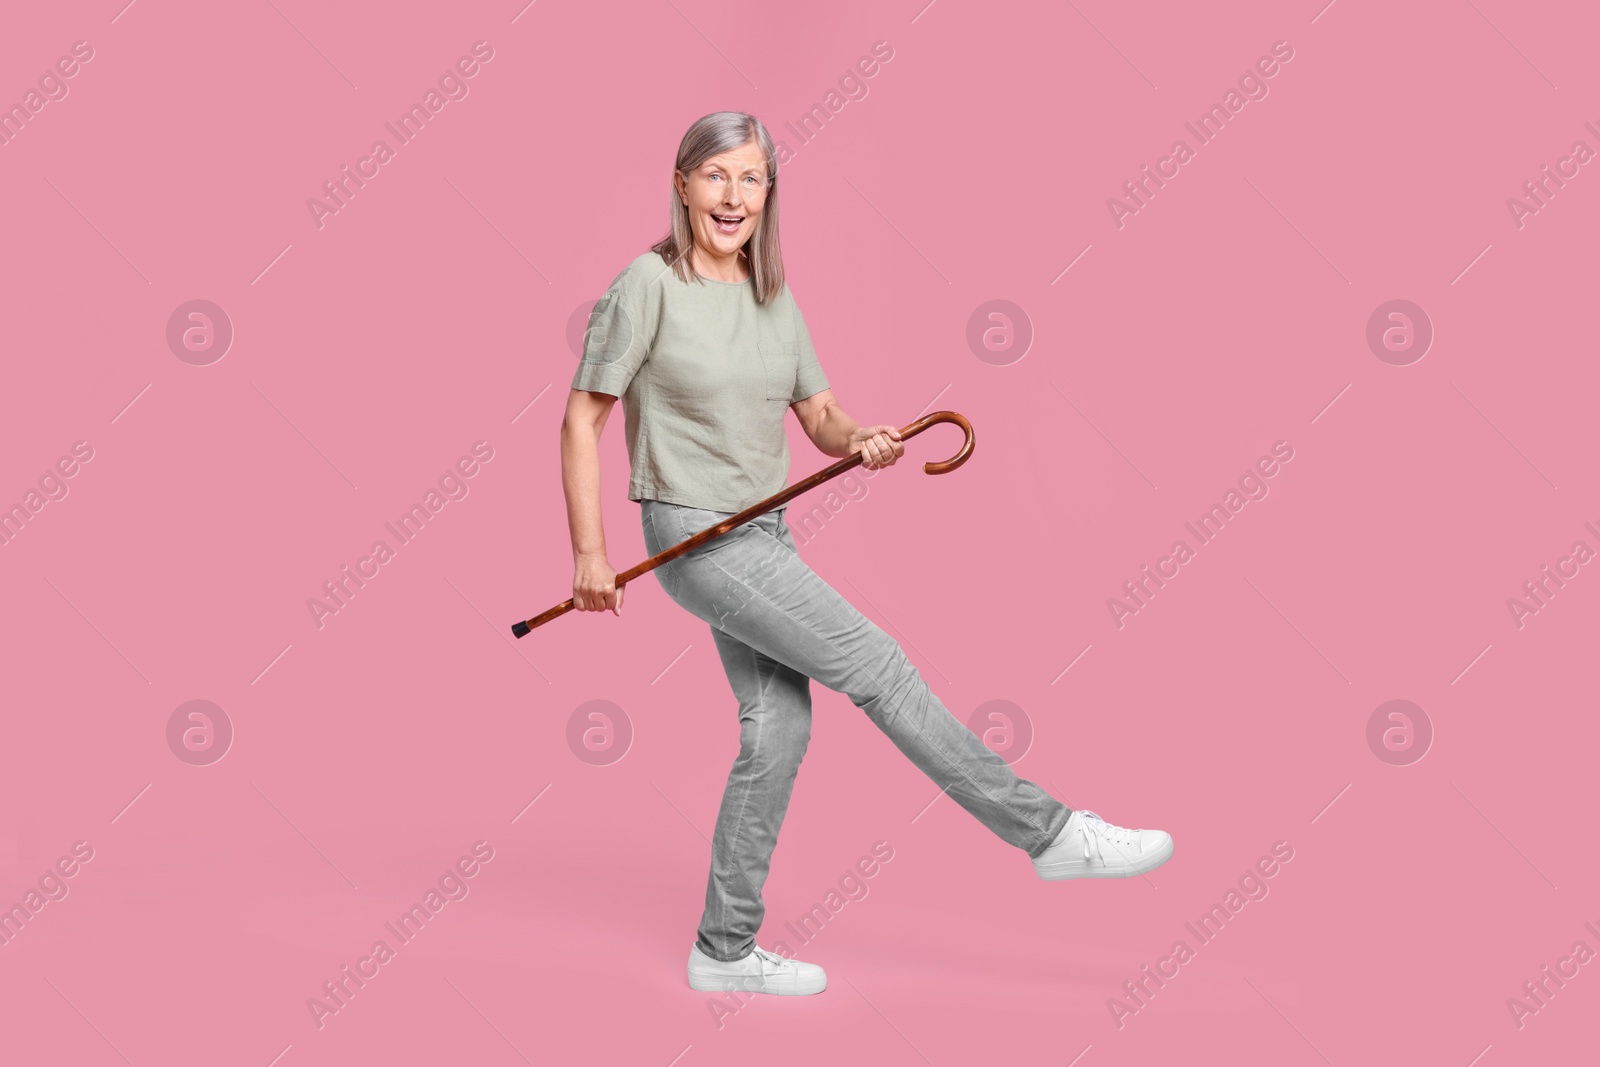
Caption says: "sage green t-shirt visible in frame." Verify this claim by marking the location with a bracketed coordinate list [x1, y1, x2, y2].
[570, 251, 831, 513]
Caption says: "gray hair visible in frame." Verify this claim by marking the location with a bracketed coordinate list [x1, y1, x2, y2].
[651, 111, 785, 305]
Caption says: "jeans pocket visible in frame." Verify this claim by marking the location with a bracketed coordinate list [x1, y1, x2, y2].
[673, 505, 743, 545]
[640, 504, 674, 587]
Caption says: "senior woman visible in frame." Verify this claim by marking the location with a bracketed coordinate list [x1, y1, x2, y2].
[561, 112, 1173, 996]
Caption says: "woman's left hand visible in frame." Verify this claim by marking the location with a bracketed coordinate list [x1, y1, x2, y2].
[847, 425, 904, 470]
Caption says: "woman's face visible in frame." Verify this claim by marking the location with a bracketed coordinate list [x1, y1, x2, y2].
[676, 141, 769, 262]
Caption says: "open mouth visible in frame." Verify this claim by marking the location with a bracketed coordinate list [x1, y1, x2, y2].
[711, 213, 745, 234]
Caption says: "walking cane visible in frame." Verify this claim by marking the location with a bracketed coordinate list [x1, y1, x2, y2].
[510, 410, 975, 637]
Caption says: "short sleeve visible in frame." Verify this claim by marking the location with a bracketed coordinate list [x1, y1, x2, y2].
[789, 293, 830, 403]
[570, 258, 661, 398]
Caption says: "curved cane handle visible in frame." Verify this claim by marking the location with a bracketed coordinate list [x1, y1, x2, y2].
[897, 411, 975, 475]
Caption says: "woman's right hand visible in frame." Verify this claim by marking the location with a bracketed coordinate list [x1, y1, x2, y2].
[573, 553, 624, 616]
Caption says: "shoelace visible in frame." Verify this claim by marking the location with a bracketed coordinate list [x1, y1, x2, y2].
[750, 946, 790, 973]
[1074, 811, 1140, 863]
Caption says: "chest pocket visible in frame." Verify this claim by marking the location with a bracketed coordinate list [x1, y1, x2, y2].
[758, 341, 800, 403]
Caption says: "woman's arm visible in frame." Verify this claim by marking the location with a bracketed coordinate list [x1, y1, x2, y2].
[560, 388, 625, 615]
[791, 389, 905, 469]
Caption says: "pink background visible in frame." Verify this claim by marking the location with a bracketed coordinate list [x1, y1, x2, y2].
[2, 0, 1595, 1064]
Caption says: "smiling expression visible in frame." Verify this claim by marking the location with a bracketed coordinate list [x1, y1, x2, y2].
[675, 141, 770, 272]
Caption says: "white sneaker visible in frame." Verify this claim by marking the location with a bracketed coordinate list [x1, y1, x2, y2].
[1033, 809, 1174, 880]
[687, 943, 827, 995]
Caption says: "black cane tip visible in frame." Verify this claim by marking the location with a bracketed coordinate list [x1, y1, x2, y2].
[511, 620, 531, 639]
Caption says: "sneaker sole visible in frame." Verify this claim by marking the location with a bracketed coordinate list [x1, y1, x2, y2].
[1034, 837, 1174, 880]
[687, 972, 827, 995]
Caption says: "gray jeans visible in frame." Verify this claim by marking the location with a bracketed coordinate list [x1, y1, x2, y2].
[640, 498, 1072, 962]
